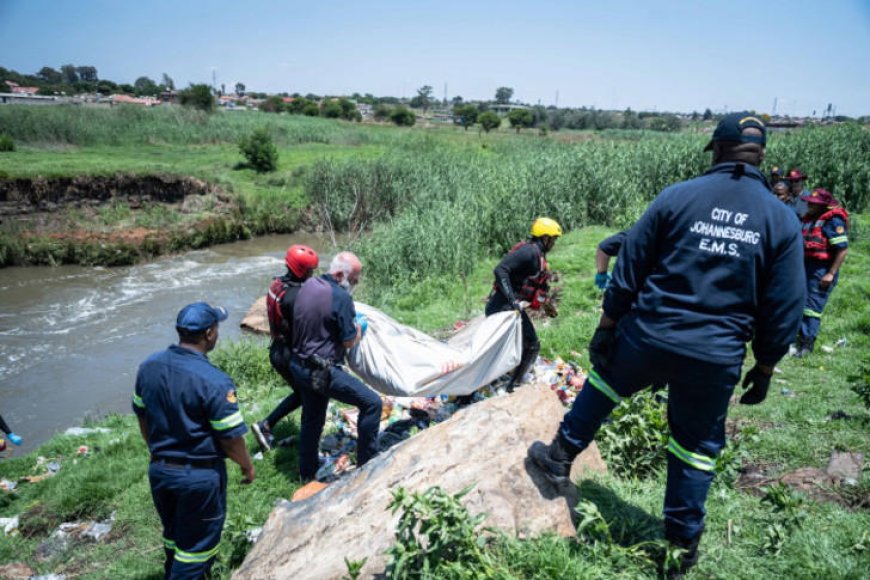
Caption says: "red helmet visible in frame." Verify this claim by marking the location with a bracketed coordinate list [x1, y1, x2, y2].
[284, 245, 319, 278]
[786, 168, 807, 182]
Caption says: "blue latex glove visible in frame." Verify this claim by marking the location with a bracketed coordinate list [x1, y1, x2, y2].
[594, 272, 611, 290]
[354, 313, 368, 338]
[7, 432, 22, 446]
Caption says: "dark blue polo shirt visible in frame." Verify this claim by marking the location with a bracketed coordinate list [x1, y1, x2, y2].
[598, 231, 627, 257]
[786, 190, 809, 219]
[604, 162, 805, 367]
[292, 274, 357, 362]
[132, 344, 247, 460]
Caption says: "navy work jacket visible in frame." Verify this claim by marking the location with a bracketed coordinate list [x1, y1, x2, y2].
[604, 162, 805, 367]
[132, 344, 247, 460]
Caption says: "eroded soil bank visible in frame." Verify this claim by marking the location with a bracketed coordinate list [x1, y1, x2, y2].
[0, 174, 294, 267]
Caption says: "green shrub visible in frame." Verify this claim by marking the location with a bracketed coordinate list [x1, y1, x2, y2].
[598, 391, 669, 478]
[385, 485, 495, 579]
[179, 83, 215, 113]
[478, 111, 501, 133]
[238, 128, 279, 173]
[390, 106, 416, 127]
[0, 133, 14, 151]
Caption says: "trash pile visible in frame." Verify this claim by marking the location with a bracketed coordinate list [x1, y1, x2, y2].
[313, 356, 586, 483]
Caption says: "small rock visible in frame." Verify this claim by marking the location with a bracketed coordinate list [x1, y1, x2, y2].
[0, 515, 19, 535]
[826, 451, 864, 486]
[0, 562, 34, 580]
[246, 527, 263, 544]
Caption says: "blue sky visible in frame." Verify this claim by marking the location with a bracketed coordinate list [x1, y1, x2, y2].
[1, 0, 868, 116]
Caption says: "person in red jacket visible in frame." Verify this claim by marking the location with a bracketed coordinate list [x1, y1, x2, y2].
[794, 188, 849, 357]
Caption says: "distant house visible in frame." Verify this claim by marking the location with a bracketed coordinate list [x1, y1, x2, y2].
[5, 81, 40, 95]
[111, 94, 161, 107]
[159, 90, 179, 104]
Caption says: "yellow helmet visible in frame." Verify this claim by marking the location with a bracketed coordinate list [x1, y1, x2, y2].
[530, 217, 563, 238]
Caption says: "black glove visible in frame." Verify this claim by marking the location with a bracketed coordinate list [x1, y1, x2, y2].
[739, 366, 772, 405]
[588, 327, 617, 370]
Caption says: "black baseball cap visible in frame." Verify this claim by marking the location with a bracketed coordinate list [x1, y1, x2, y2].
[704, 112, 767, 151]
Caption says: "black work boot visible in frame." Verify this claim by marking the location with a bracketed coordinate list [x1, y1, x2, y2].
[528, 433, 581, 487]
[795, 336, 815, 358]
[665, 531, 701, 578]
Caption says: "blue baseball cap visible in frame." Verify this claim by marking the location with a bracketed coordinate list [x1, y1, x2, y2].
[704, 111, 767, 151]
[176, 302, 228, 332]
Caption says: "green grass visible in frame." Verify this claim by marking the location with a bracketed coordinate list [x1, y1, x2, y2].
[2, 223, 868, 578]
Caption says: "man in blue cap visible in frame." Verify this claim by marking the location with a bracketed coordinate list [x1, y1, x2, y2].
[133, 302, 255, 579]
[529, 112, 805, 575]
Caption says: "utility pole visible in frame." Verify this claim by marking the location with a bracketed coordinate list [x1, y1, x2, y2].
[772, 97, 778, 116]
[555, 90, 559, 108]
[443, 82, 447, 106]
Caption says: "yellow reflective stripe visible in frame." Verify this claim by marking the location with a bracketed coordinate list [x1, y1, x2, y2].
[132, 394, 145, 408]
[829, 236, 847, 245]
[588, 370, 622, 404]
[667, 437, 716, 472]
[163, 537, 176, 549]
[803, 308, 822, 319]
[210, 411, 243, 431]
[174, 543, 220, 563]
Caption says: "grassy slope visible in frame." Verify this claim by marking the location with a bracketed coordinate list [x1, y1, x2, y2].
[1, 223, 868, 578]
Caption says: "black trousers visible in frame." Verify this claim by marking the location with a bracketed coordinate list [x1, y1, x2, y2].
[486, 292, 540, 390]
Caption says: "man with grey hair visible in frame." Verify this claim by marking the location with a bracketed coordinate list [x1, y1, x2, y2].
[290, 251, 381, 481]
[529, 112, 804, 574]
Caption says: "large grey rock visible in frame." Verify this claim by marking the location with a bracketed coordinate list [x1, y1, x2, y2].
[240, 296, 268, 335]
[234, 384, 606, 579]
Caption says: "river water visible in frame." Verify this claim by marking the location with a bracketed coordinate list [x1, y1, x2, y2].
[0, 233, 341, 454]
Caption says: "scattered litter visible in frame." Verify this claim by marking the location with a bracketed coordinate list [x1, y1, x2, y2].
[821, 345, 835, 354]
[315, 453, 354, 483]
[31, 575, 66, 580]
[291, 480, 329, 502]
[0, 516, 19, 535]
[775, 378, 788, 384]
[1, 479, 17, 491]
[835, 338, 847, 347]
[46, 461, 61, 473]
[81, 512, 115, 543]
[76, 446, 90, 456]
[780, 388, 794, 397]
[246, 527, 263, 544]
[773, 366, 783, 374]
[63, 427, 111, 436]
[275, 435, 295, 448]
[253, 452, 264, 461]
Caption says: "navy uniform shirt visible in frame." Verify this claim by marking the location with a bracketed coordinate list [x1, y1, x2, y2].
[292, 274, 357, 362]
[822, 216, 849, 250]
[604, 162, 805, 367]
[132, 344, 247, 460]
[598, 231, 627, 257]
[786, 190, 809, 219]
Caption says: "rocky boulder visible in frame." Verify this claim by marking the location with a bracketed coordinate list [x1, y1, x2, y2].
[234, 384, 606, 579]
[240, 296, 268, 335]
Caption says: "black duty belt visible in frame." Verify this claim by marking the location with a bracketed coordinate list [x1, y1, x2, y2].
[297, 354, 334, 370]
[151, 456, 221, 469]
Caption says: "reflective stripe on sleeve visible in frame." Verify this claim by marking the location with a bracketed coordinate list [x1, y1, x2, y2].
[174, 543, 221, 563]
[803, 308, 822, 319]
[587, 369, 622, 404]
[829, 236, 848, 245]
[163, 537, 176, 550]
[210, 411, 243, 431]
[132, 394, 145, 409]
[667, 436, 716, 472]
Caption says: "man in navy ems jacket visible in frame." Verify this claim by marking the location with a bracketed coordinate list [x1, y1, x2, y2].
[530, 112, 804, 574]
[133, 302, 254, 579]
[290, 251, 381, 481]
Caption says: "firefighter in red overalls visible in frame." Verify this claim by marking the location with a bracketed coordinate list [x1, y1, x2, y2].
[487, 217, 562, 392]
[795, 188, 849, 358]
